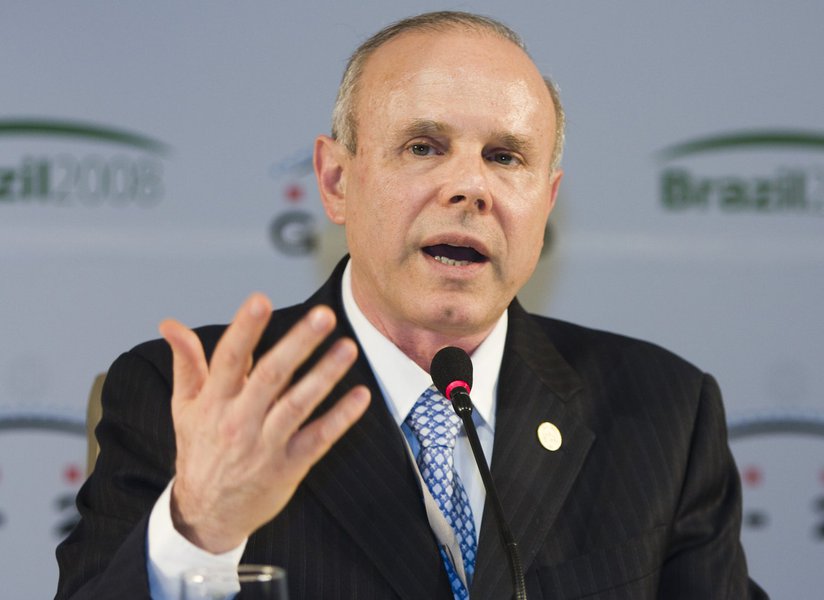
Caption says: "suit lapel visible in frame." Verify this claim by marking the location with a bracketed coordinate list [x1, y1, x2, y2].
[275, 263, 594, 599]
[292, 262, 452, 599]
[471, 301, 596, 600]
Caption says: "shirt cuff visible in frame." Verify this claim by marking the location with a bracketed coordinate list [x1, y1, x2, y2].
[146, 478, 247, 599]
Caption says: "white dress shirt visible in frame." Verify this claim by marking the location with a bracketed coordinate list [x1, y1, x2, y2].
[340, 261, 505, 535]
[146, 261, 507, 598]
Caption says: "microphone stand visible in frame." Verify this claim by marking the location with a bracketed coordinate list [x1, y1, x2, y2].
[451, 389, 527, 600]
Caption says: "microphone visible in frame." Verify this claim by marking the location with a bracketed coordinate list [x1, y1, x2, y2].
[430, 347, 527, 600]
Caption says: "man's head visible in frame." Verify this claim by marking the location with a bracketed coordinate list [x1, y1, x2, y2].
[314, 11, 564, 361]
[331, 11, 565, 172]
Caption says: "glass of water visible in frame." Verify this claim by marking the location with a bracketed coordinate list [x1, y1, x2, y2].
[181, 564, 288, 599]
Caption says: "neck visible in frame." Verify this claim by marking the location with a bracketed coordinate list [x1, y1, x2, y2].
[372, 316, 493, 372]
[351, 291, 497, 372]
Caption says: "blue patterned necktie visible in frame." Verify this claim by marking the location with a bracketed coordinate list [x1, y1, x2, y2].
[405, 385, 477, 599]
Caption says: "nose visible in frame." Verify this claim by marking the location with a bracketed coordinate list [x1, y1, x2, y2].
[441, 153, 492, 213]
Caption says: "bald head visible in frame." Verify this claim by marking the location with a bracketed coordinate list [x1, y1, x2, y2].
[331, 11, 565, 172]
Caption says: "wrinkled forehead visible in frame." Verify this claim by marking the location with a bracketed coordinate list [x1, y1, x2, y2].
[361, 27, 546, 96]
[356, 28, 556, 139]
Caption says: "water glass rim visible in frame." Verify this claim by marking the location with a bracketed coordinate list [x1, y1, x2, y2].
[238, 564, 286, 583]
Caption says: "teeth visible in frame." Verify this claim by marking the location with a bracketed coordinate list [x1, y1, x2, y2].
[434, 255, 471, 267]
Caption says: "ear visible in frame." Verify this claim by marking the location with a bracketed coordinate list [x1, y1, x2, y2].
[546, 168, 563, 216]
[314, 135, 349, 225]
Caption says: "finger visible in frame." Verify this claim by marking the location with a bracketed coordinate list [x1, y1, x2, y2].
[242, 305, 337, 408]
[159, 319, 208, 401]
[283, 385, 371, 469]
[262, 338, 359, 436]
[206, 293, 273, 397]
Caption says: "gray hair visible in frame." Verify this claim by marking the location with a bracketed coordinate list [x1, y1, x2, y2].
[331, 11, 565, 172]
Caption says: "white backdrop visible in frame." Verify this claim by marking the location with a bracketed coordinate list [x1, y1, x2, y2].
[2, 2, 822, 597]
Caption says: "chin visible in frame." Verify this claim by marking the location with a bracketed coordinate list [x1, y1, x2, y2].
[418, 302, 495, 336]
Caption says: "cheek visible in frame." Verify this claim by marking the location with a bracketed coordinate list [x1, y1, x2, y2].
[501, 201, 550, 270]
[359, 171, 428, 232]
[508, 199, 550, 241]
[346, 173, 410, 255]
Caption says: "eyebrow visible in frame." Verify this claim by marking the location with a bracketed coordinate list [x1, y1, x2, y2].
[397, 119, 452, 141]
[494, 132, 535, 159]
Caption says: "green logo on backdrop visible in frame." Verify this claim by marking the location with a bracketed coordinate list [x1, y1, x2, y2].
[657, 130, 824, 215]
[0, 118, 169, 207]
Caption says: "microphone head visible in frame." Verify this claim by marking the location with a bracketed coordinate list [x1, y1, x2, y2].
[430, 346, 473, 399]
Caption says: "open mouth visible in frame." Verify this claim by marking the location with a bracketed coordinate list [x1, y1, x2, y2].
[423, 243, 488, 267]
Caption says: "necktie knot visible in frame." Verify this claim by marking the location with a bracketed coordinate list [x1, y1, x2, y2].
[406, 386, 462, 451]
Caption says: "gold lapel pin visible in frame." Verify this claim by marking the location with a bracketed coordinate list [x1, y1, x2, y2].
[537, 421, 562, 451]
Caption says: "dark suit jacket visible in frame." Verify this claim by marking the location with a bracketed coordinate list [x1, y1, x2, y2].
[56, 259, 767, 599]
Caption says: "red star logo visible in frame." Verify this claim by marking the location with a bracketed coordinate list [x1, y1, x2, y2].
[63, 464, 82, 485]
[742, 465, 763, 488]
[284, 183, 304, 203]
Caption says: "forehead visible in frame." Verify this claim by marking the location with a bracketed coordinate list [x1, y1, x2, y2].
[356, 28, 555, 144]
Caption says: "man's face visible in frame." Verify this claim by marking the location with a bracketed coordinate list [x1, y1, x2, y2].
[319, 28, 561, 341]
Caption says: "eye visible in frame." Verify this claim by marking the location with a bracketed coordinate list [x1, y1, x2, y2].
[410, 143, 436, 156]
[488, 151, 519, 166]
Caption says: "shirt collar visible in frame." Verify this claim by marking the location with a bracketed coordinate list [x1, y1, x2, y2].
[341, 260, 506, 431]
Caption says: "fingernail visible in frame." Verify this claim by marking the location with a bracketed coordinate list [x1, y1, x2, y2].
[334, 341, 356, 361]
[352, 386, 370, 408]
[355, 386, 370, 402]
[310, 308, 333, 331]
[249, 298, 267, 318]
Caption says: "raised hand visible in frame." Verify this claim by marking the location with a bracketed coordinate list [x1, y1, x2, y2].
[158, 293, 370, 553]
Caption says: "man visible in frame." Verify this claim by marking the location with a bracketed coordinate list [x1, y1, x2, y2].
[56, 11, 767, 599]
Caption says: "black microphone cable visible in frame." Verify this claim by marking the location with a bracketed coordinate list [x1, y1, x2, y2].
[431, 346, 527, 600]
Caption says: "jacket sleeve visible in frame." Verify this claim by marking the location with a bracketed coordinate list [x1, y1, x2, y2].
[55, 346, 176, 600]
[658, 374, 769, 599]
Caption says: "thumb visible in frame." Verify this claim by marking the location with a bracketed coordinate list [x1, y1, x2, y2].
[159, 319, 208, 402]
